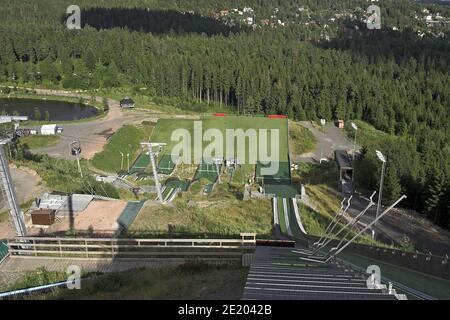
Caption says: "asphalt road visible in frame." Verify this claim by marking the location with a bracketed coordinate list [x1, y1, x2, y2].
[296, 121, 358, 162]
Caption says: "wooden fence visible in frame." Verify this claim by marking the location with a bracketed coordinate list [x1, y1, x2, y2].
[7, 233, 256, 261]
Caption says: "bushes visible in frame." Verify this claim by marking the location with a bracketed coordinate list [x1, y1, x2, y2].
[289, 122, 316, 155]
[8, 267, 67, 291]
[14, 155, 119, 198]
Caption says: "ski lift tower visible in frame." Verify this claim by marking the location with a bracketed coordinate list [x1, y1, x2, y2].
[141, 142, 166, 203]
[0, 138, 27, 237]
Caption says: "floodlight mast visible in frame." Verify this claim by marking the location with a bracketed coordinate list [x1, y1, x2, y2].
[141, 142, 166, 203]
[0, 139, 27, 237]
[374, 150, 387, 239]
[351, 122, 358, 161]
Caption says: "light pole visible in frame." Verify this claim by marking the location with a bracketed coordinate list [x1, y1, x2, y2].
[374, 150, 387, 239]
[351, 122, 358, 161]
[119, 151, 124, 171]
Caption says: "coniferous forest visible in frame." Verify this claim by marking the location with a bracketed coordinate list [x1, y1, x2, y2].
[0, 0, 449, 229]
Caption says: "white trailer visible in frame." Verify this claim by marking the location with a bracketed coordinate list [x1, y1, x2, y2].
[40, 124, 58, 135]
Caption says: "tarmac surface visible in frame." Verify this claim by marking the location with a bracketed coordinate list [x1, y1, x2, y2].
[296, 121, 358, 163]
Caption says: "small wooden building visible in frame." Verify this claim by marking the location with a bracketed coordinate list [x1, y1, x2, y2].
[336, 120, 345, 129]
[31, 209, 56, 226]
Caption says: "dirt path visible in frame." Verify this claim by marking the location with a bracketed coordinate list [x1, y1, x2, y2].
[0, 165, 46, 239]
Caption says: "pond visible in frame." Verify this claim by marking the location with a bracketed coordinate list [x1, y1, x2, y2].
[0, 98, 98, 121]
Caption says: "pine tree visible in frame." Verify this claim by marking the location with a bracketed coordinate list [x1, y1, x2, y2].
[84, 49, 96, 72]
[382, 164, 402, 205]
[424, 171, 448, 227]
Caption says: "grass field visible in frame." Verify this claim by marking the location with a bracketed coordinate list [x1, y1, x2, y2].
[22, 263, 247, 300]
[129, 197, 273, 238]
[0, 209, 8, 223]
[19, 135, 60, 149]
[289, 121, 316, 155]
[151, 116, 289, 164]
[91, 123, 154, 173]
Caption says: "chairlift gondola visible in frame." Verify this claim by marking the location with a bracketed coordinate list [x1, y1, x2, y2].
[70, 140, 82, 156]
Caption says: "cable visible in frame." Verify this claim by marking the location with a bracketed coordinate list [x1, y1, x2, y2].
[60, 134, 107, 145]
[80, 179, 94, 195]
[85, 179, 96, 196]
[99, 183, 110, 198]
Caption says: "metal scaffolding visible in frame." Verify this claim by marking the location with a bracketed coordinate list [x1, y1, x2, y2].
[0, 139, 27, 237]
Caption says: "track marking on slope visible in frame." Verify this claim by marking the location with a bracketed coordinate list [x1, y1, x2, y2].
[283, 198, 293, 236]
[273, 198, 279, 226]
[291, 198, 308, 235]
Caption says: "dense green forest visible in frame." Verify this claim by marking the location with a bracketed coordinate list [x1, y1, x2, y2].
[0, 0, 449, 229]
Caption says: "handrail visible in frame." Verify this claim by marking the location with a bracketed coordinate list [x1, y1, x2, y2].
[8, 237, 255, 243]
[328, 191, 377, 253]
[312, 196, 354, 253]
[314, 198, 345, 246]
[325, 195, 407, 263]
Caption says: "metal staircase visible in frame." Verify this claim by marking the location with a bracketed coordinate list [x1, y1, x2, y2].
[243, 246, 405, 300]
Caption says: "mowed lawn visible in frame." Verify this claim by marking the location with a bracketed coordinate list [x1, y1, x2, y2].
[151, 116, 289, 163]
[91, 123, 154, 173]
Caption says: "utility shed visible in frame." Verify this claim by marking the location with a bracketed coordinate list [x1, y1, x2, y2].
[31, 209, 56, 226]
[335, 150, 354, 181]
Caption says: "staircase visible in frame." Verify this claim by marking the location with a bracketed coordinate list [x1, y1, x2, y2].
[0, 241, 8, 264]
[243, 246, 404, 300]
